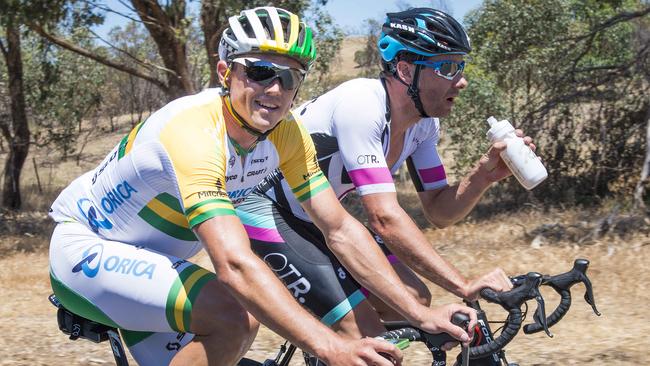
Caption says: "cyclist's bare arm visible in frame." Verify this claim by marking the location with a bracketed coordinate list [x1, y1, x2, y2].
[361, 192, 512, 300]
[194, 215, 402, 366]
[301, 188, 476, 338]
[417, 174, 491, 228]
[418, 130, 536, 228]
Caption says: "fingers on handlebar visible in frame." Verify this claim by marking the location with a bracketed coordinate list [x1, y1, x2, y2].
[447, 304, 477, 345]
[468, 268, 513, 300]
[365, 337, 403, 366]
[485, 268, 513, 292]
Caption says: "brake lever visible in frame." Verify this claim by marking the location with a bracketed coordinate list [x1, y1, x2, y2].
[546, 259, 601, 316]
[531, 287, 551, 337]
[575, 260, 602, 316]
[523, 259, 602, 335]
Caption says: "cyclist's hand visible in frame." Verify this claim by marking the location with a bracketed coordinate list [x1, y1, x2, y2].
[415, 303, 477, 348]
[465, 267, 513, 301]
[480, 129, 536, 183]
[323, 337, 403, 366]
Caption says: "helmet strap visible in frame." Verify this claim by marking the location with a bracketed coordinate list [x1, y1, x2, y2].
[223, 94, 276, 142]
[407, 62, 429, 118]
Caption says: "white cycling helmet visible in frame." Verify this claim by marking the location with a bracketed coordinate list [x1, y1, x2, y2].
[218, 6, 317, 70]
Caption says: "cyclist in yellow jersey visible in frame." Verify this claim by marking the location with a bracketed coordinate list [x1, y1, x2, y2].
[49, 7, 475, 366]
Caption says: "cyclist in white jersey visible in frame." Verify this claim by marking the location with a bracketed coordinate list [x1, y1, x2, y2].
[238, 8, 537, 342]
[48, 7, 477, 366]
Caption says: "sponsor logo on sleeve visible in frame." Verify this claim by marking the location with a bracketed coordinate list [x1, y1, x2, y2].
[197, 191, 227, 200]
[356, 154, 379, 165]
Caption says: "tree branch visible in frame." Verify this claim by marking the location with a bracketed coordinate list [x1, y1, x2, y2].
[131, 0, 174, 38]
[86, 27, 178, 75]
[83, 0, 143, 24]
[28, 23, 169, 92]
[564, 6, 650, 42]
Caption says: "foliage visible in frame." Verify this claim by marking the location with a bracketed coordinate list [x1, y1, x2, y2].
[26, 29, 106, 158]
[103, 21, 167, 127]
[445, 0, 650, 206]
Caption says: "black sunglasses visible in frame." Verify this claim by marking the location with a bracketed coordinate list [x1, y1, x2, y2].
[232, 58, 306, 91]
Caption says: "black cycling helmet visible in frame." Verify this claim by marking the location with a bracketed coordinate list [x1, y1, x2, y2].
[378, 8, 471, 118]
[379, 8, 471, 62]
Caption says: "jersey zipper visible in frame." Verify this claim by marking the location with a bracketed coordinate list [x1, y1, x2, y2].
[240, 155, 248, 183]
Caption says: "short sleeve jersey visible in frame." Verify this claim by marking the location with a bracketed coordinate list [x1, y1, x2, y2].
[49, 88, 329, 258]
[258, 78, 447, 222]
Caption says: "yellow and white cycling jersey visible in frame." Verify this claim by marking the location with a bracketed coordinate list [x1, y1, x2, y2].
[49, 88, 329, 259]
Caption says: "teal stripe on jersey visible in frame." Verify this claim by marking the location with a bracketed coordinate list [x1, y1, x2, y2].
[236, 208, 277, 229]
[320, 289, 366, 326]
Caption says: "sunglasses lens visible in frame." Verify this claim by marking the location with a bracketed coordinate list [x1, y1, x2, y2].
[243, 64, 303, 90]
[438, 62, 458, 78]
[278, 70, 302, 90]
[245, 65, 277, 84]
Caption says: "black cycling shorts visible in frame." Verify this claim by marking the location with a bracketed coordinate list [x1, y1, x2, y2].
[236, 190, 395, 326]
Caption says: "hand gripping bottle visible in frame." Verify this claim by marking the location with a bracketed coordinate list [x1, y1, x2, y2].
[486, 116, 547, 190]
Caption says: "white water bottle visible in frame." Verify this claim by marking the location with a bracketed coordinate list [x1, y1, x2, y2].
[486, 116, 547, 190]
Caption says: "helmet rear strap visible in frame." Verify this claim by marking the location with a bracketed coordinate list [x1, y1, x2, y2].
[407, 62, 429, 118]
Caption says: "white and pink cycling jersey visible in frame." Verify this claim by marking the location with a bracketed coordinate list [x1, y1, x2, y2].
[257, 78, 448, 221]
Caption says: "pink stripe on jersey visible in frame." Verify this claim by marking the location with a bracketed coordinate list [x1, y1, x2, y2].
[348, 167, 393, 187]
[243, 224, 284, 243]
[418, 165, 446, 183]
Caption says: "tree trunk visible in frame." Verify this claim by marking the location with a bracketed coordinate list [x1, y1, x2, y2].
[200, 0, 225, 88]
[131, 0, 196, 100]
[634, 104, 650, 209]
[2, 20, 30, 210]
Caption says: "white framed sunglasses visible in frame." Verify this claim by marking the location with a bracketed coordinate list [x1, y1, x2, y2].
[413, 59, 466, 80]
